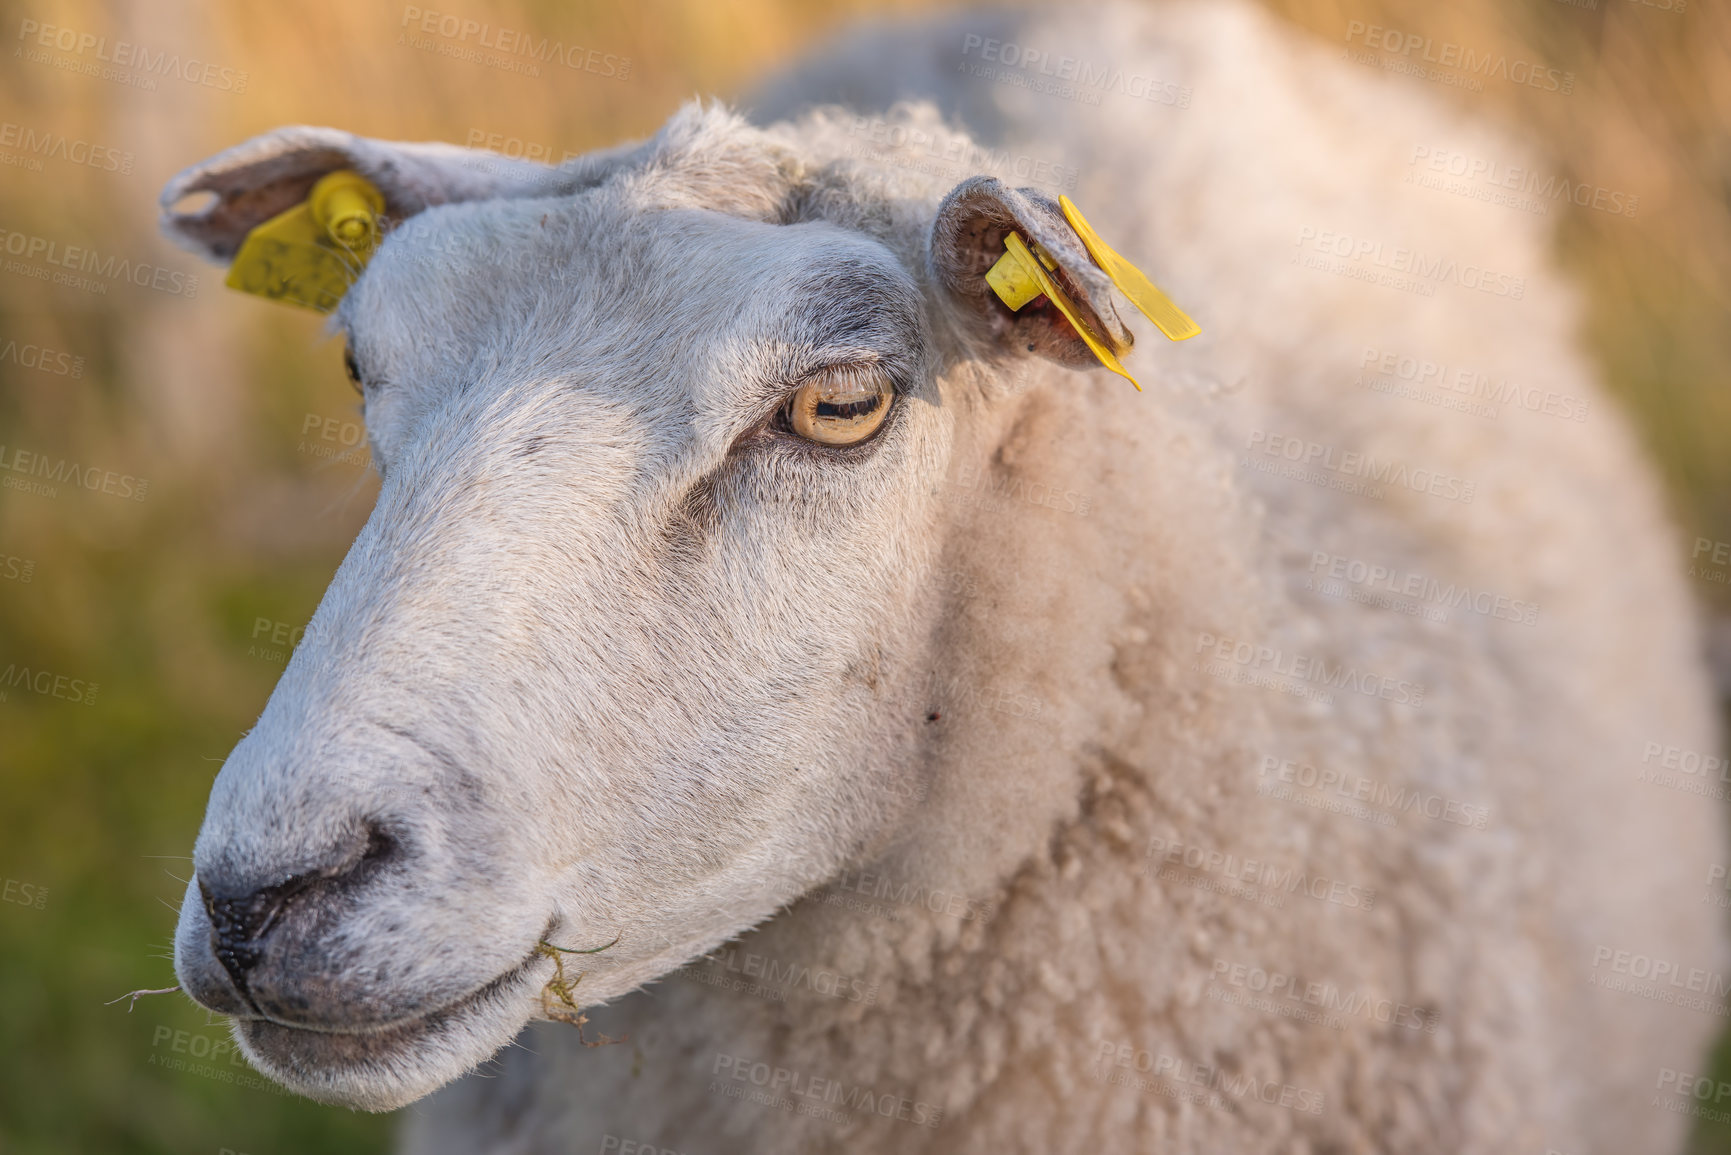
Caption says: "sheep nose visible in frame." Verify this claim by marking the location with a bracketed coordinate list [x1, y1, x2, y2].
[202, 874, 318, 987]
[199, 823, 397, 993]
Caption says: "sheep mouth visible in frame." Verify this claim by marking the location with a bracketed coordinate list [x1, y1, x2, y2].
[230, 943, 553, 1108]
[247, 934, 550, 1033]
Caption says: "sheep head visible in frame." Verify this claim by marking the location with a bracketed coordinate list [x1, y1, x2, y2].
[158, 101, 1142, 1111]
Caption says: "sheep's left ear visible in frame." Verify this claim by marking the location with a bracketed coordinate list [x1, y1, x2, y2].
[159, 125, 576, 263]
[928, 176, 1136, 375]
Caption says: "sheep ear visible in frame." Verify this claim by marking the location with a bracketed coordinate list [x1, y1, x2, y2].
[928, 176, 1136, 376]
[159, 126, 568, 263]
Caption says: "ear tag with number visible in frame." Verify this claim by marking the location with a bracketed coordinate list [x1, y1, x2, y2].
[226, 170, 385, 313]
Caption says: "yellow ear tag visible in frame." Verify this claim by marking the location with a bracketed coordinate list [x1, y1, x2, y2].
[1058, 195, 1199, 342]
[225, 170, 385, 313]
[986, 231, 1141, 390]
[983, 231, 1055, 311]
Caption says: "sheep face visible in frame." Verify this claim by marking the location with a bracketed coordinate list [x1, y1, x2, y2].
[161, 107, 1121, 1111]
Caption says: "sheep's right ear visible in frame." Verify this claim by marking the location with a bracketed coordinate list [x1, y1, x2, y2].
[159, 126, 578, 263]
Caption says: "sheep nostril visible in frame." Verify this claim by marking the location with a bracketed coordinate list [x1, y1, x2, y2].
[202, 873, 316, 991]
[200, 821, 400, 995]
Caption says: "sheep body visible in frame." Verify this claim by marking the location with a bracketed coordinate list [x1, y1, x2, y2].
[396, 3, 1726, 1153]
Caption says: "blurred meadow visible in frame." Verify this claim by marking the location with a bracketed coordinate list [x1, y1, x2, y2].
[0, 0, 1726, 1151]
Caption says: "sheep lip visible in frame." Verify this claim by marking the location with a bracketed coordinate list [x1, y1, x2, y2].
[230, 945, 557, 1107]
[244, 940, 549, 1038]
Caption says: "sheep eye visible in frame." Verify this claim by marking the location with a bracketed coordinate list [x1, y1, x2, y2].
[342, 344, 363, 394]
[784, 369, 894, 447]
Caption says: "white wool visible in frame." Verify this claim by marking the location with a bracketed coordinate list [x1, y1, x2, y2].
[158, 3, 1723, 1152]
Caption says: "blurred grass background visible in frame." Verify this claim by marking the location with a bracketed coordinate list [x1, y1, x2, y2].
[0, 0, 1726, 1152]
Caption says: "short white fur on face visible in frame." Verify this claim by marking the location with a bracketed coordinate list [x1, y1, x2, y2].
[163, 105, 1011, 1110]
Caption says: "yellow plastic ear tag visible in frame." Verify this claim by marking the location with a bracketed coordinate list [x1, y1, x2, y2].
[225, 170, 385, 313]
[1058, 195, 1199, 342]
[988, 231, 1141, 390]
[984, 233, 1057, 310]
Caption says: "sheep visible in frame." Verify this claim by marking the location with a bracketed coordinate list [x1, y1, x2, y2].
[157, 1, 1725, 1152]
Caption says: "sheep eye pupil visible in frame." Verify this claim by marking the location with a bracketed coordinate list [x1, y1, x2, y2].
[817, 397, 880, 420]
[785, 371, 895, 447]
